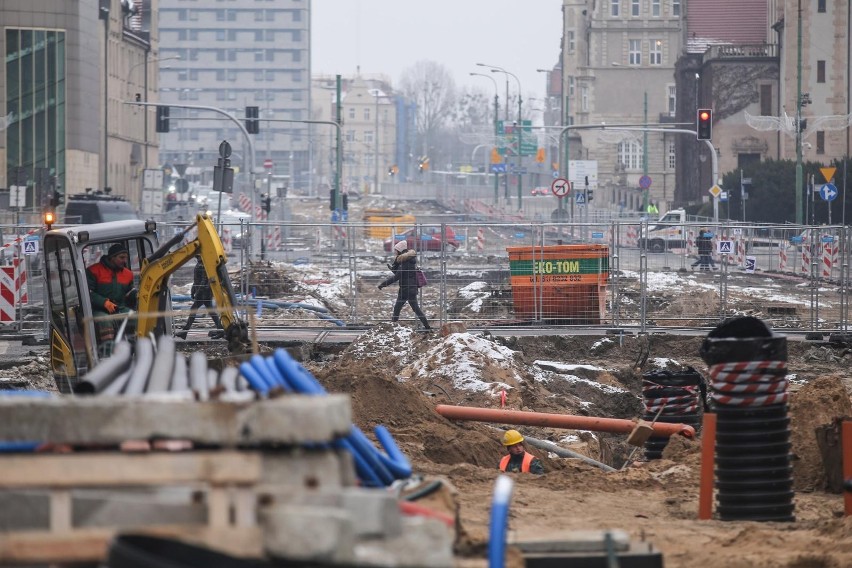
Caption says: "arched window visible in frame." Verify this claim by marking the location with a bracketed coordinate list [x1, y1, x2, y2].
[618, 140, 644, 170]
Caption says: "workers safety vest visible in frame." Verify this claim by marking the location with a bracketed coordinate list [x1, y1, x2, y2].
[499, 452, 535, 473]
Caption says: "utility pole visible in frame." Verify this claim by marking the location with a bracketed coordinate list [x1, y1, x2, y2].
[795, 0, 804, 224]
[642, 92, 649, 212]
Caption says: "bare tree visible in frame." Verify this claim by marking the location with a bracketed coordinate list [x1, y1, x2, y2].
[400, 60, 457, 156]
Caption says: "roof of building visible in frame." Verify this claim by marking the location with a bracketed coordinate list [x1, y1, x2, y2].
[686, 0, 768, 52]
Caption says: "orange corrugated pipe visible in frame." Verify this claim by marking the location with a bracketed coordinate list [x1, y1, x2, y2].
[435, 405, 696, 438]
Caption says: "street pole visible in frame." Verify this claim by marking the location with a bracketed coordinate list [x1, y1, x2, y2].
[795, 0, 804, 224]
[642, 92, 649, 212]
[374, 89, 380, 194]
[471, 72, 501, 206]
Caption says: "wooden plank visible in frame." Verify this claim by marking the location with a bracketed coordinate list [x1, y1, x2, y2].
[0, 525, 263, 563]
[0, 451, 262, 488]
[0, 395, 351, 445]
[49, 490, 71, 532]
[207, 486, 229, 528]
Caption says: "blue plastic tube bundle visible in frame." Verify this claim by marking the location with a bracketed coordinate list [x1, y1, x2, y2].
[239, 348, 412, 487]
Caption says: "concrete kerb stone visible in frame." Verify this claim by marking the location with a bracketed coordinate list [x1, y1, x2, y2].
[262, 504, 357, 564]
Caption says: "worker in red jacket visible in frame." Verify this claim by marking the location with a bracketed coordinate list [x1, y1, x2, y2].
[498, 430, 544, 474]
[86, 243, 135, 354]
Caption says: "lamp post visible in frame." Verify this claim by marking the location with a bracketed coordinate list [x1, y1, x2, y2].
[126, 55, 180, 171]
[478, 63, 523, 206]
[470, 72, 500, 204]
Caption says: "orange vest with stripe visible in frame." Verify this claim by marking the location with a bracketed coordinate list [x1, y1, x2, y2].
[499, 452, 534, 473]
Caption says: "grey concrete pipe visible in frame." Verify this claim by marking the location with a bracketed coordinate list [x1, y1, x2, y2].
[77, 342, 132, 394]
[146, 336, 176, 393]
[189, 352, 209, 400]
[124, 337, 154, 396]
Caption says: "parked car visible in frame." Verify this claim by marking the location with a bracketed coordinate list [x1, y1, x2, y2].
[383, 226, 460, 252]
[530, 187, 551, 196]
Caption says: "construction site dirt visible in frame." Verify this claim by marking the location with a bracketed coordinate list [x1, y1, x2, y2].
[3, 194, 852, 567]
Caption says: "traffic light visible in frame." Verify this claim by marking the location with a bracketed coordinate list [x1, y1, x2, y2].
[696, 108, 712, 140]
[245, 106, 260, 134]
[43, 210, 55, 230]
[342, 193, 348, 211]
[50, 190, 64, 208]
[261, 194, 271, 213]
[156, 106, 170, 133]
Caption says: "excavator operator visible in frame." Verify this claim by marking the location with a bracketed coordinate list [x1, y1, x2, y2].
[86, 243, 136, 355]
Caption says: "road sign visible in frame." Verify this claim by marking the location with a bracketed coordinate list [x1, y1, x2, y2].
[591, 232, 604, 239]
[490, 163, 507, 174]
[551, 178, 570, 197]
[638, 175, 652, 189]
[23, 240, 38, 255]
[820, 166, 836, 183]
[745, 256, 756, 274]
[575, 192, 586, 205]
[719, 191, 728, 202]
[718, 240, 732, 254]
[709, 184, 722, 198]
[264, 158, 274, 170]
[819, 183, 838, 202]
[9, 185, 25, 208]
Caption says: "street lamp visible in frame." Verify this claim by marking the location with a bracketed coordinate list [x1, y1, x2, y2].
[125, 54, 181, 171]
[470, 72, 500, 204]
[478, 63, 523, 205]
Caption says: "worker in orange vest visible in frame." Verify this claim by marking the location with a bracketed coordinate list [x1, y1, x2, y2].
[498, 430, 544, 474]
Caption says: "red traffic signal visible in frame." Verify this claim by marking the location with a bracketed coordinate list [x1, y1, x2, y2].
[696, 108, 713, 140]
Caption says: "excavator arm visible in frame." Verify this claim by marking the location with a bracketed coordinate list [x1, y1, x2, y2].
[136, 213, 248, 353]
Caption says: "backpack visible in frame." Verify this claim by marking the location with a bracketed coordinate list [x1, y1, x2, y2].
[415, 268, 428, 288]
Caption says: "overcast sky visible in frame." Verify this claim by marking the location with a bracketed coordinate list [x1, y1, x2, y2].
[311, 0, 563, 100]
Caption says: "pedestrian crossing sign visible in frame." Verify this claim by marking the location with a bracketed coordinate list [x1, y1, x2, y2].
[717, 240, 732, 254]
[23, 240, 38, 255]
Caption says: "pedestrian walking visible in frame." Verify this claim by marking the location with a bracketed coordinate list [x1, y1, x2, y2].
[378, 240, 432, 331]
[691, 229, 717, 271]
[176, 255, 225, 339]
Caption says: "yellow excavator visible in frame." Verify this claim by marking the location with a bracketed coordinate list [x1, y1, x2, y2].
[43, 213, 248, 393]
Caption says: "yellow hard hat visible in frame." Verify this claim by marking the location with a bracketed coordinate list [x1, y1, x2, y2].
[502, 429, 524, 446]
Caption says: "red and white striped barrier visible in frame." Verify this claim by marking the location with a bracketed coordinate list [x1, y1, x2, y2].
[477, 227, 485, 251]
[333, 225, 347, 240]
[237, 193, 252, 214]
[800, 246, 811, 275]
[625, 226, 639, 248]
[822, 241, 838, 279]
[778, 243, 788, 272]
[266, 226, 282, 251]
[0, 267, 15, 322]
[735, 238, 746, 267]
[13, 256, 27, 305]
[686, 230, 697, 256]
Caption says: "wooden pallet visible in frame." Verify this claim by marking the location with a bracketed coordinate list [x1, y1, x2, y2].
[0, 396, 356, 565]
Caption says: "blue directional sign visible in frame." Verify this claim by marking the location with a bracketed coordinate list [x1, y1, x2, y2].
[490, 163, 507, 174]
[820, 183, 838, 202]
[575, 193, 586, 205]
[591, 232, 604, 239]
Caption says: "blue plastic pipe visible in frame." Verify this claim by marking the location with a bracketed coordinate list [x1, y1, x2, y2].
[488, 475, 515, 568]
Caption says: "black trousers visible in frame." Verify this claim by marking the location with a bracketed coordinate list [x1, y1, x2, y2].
[183, 299, 223, 331]
[392, 287, 430, 328]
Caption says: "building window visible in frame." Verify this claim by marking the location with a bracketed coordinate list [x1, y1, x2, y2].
[348, 108, 355, 120]
[567, 31, 575, 52]
[568, 76, 575, 96]
[667, 85, 676, 116]
[216, 9, 225, 21]
[631, 0, 640, 16]
[254, 51, 263, 62]
[629, 39, 642, 65]
[818, 0, 826, 12]
[652, 0, 660, 17]
[364, 108, 370, 121]
[580, 86, 589, 111]
[672, 0, 680, 16]
[667, 140, 676, 169]
[816, 131, 825, 154]
[618, 140, 644, 170]
[760, 84, 773, 115]
[255, 30, 264, 42]
[650, 40, 662, 65]
[345, 130, 355, 142]
[254, 70, 264, 81]
[817, 60, 826, 83]
[190, 70, 199, 81]
[611, 0, 619, 17]
[364, 131, 374, 143]
[293, 9, 302, 21]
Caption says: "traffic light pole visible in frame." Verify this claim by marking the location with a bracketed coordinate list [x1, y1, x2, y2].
[556, 124, 719, 221]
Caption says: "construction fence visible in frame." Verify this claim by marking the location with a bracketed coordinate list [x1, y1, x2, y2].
[1, 220, 849, 338]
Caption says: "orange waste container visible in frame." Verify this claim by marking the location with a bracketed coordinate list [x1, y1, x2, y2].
[506, 244, 609, 323]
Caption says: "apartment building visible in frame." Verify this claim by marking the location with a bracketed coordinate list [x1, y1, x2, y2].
[157, 0, 310, 188]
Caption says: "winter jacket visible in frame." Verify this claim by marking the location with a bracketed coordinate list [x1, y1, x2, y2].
[380, 250, 418, 289]
[190, 261, 213, 301]
[697, 235, 713, 255]
[86, 257, 133, 312]
[499, 451, 544, 474]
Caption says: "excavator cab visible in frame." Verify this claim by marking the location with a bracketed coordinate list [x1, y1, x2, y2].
[44, 220, 164, 393]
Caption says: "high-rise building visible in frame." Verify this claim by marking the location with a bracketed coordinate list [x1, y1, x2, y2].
[157, 0, 310, 189]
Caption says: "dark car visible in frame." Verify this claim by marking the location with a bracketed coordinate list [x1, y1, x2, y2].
[64, 194, 139, 224]
[383, 226, 460, 252]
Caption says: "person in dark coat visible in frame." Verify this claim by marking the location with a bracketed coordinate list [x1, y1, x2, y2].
[378, 240, 431, 331]
[691, 229, 716, 271]
[176, 255, 224, 339]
